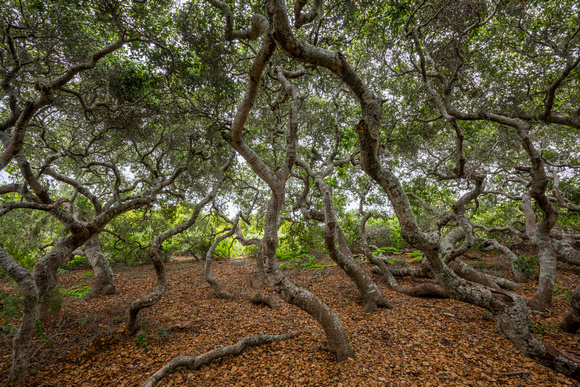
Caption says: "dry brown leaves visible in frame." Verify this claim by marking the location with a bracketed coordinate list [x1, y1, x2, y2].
[1, 253, 579, 386]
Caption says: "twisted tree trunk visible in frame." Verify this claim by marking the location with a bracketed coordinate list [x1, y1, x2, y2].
[82, 235, 116, 298]
[126, 158, 230, 333]
[204, 217, 239, 299]
[0, 245, 39, 383]
[143, 333, 293, 387]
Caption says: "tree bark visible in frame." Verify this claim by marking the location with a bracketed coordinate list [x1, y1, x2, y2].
[0, 245, 39, 383]
[483, 238, 527, 282]
[521, 192, 558, 311]
[204, 218, 238, 300]
[561, 285, 580, 333]
[250, 293, 281, 309]
[260, 0, 580, 379]
[261, 194, 354, 360]
[126, 155, 231, 333]
[142, 333, 293, 387]
[552, 239, 580, 266]
[33, 234, 87, 319]
[214, 27, 354, 360]
[310, 170, 391, 312]
[81, 235, 116, 298]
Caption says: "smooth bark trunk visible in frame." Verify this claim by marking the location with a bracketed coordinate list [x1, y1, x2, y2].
[82, 235, 116, 298]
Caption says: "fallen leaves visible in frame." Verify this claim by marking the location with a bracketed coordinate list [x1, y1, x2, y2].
[0, 254, 579, 386]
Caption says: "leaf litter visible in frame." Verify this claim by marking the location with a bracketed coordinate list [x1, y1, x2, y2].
[1, 252, 579, 386]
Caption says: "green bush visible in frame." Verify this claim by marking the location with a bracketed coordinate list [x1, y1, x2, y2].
[0, 282, 22, 334]
[136, 331, 150, 348]
[276, 249, 336, 270]
[63, 255, 91, 270]
[63, 285, 92, 300]
[513, 254, 538, 278]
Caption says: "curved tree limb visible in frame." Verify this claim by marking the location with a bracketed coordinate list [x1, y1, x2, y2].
[142, 333, 294, 387]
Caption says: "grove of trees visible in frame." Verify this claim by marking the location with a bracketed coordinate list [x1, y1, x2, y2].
[1, 0, 579, 384]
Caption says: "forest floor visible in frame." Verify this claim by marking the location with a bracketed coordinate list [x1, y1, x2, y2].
[1, 251, 580, 386]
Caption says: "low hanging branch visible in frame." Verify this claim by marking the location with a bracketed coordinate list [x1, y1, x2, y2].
[142, 333, 294, 387]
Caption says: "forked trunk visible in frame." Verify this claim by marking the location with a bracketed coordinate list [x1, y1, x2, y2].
[317, 180, 390, 312]
[33, 236, 82, 320]
[204, 221, 237, 299]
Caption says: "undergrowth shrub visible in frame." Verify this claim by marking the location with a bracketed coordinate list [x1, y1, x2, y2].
[276, 249, 336, 270]
[0, 281, 22, 335]
[513, 254, 539, 278]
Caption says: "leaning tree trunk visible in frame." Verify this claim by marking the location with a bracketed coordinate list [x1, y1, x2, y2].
[216, 27, 354, 360]
[82, 235, 116, 298]
[262, 0, 580, 379]
[552, 239, 580, 266]
[521, 192, 558, 311]
[127, 154, 233, 332]
[561, 285, 580, 333]
[204, 217, 239, 299]
[0, 245, 39, 383]
[312, 174, 391, 312]
[33, 234, 86, 319]
[261, 192, 354, 360]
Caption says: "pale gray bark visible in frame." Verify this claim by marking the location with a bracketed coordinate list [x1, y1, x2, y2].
[212, 18, 353, 358]
[296, 148, 391, 312]
[250, 293, 281, 309]
[521, 192, 558, 311]
[320, 188, 391, 312]
[209, 0, 580, 378]
[483, 238, 527, 282]
[552, 239, 580, 266]
[359, 185, 447, 298]
[81, 235, 116, 298]
[142, 333, 293, 387]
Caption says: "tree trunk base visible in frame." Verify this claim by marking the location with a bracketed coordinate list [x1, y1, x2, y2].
[250, 293, 281, 309]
